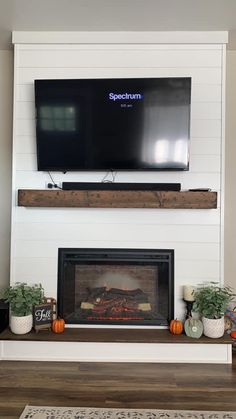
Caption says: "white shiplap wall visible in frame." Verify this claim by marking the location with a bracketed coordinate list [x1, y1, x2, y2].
[11, 39, 225, 321]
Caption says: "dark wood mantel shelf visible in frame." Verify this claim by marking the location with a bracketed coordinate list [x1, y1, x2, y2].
[0, 328, 232, 344]
[18, 189, 217, 209]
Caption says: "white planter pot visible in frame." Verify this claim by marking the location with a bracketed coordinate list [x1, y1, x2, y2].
[202, 316, 225, 338]
[10, 314, 33, 335]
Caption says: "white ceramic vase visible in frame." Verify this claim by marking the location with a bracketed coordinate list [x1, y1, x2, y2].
[10, 314, 33, 335]
[202, 316, 225, 338]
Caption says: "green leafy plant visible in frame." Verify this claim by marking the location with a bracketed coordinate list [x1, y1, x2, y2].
[193, 282, 235, 319]
[4, 282, 44, 317]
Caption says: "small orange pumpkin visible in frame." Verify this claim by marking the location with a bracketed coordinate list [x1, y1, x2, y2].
[230, 331, 236, 339]
[169, 319, 183, 335]
[52, 318, 65, 333]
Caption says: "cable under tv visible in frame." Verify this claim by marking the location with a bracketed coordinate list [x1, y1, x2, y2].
[62, 182, 181, 191]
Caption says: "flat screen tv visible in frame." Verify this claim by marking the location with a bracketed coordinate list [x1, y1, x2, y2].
[34, 77, 191, 171]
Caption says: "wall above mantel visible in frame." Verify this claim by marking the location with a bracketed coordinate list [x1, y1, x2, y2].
[11, 34, 225, 323]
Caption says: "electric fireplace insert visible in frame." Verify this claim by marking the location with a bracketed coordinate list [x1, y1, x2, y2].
[58, 248, 174, 326]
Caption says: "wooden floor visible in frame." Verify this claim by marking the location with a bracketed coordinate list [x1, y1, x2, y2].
[1, 352, 236, 419]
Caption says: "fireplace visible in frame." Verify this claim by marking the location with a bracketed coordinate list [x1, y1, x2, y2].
[58, 248, 174, 326]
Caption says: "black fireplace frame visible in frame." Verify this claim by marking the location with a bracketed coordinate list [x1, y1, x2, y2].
[57, 248, 174, 326]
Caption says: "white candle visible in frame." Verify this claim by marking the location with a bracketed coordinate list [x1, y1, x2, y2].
[183, 285, 195, 301]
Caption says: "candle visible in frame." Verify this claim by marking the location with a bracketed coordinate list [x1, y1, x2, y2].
[183, 285, 195, 301]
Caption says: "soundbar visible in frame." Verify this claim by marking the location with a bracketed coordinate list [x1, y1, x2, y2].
[62, 182, 181, 191]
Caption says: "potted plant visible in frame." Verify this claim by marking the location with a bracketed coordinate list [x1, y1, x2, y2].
[193, 282, 235, 338]
[4, 282, 44, 334]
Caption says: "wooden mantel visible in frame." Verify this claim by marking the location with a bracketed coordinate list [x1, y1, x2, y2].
[18, 189, 217, 209]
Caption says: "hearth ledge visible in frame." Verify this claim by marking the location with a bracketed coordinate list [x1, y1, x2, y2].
[0, 329, 232, 364]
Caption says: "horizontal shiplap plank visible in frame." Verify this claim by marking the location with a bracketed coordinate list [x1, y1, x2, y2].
[174, 242, 220, 261]
[13, 241, 220, 260]
[190, 155, 221, 173]
[16, 102, 35, 119]
[12, 256, 219, 283]
[15, 137, 221, 157]
[14, 170, 221, 190]
[17, 84, 35, 102]
[115, 173, 221, 188]
[192, 84, 221, 103]
[15, 154, 37, 171]
[15, 207, 221, 225]
[15, 108, 222, 138]
[176, 260, 220, 280]
[15, 117, 222, 143]
[16, 77, 222, 106]
[14, 152, 221, 174]
[191, 119, 221, 138]
[190, 103, 221, 120]
[16, 68, 222, 101]
[11, 271, 56, 292]
[15, 100, 222, 121]
[13, 257, 57, 278]
[15, 135, 36, 154]
[14, 171, 48, 189]
[15, 222, 220, 243]
[15, 136, 221, 157]
[18, 49, 222, 69]
[190, 139, 221, 155]
[15, 119, 35, 136]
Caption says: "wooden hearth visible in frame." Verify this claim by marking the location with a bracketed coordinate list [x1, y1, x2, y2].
[0, 328, 232, 364]
[0, 327, 232, 344]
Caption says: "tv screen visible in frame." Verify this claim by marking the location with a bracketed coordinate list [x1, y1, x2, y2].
[34, 77, 191, 171]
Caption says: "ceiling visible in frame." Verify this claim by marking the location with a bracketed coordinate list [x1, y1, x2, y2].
[1, 0, 236, 50]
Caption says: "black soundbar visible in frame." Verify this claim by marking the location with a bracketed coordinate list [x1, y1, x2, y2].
[62, 182, 181, 191]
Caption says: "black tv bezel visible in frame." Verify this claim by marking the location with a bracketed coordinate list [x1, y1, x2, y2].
[35, 77, 191, 172]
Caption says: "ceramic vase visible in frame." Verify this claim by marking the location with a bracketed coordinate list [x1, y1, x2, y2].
[202, 316, 225, 338]
[10, 314, 33, 334]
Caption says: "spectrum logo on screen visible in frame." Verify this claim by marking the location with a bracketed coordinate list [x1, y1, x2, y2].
[109, 92, 144, 101]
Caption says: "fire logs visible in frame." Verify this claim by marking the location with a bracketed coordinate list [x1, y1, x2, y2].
[80, 287, 151, 316]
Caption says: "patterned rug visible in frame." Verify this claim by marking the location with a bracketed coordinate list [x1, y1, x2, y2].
[19, 406, 236, 419]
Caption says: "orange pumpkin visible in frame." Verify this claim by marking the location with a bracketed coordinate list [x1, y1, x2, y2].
[169, 319, 183, 335]
[230, 331, 236, 339]
[52, 318, 65, 333]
